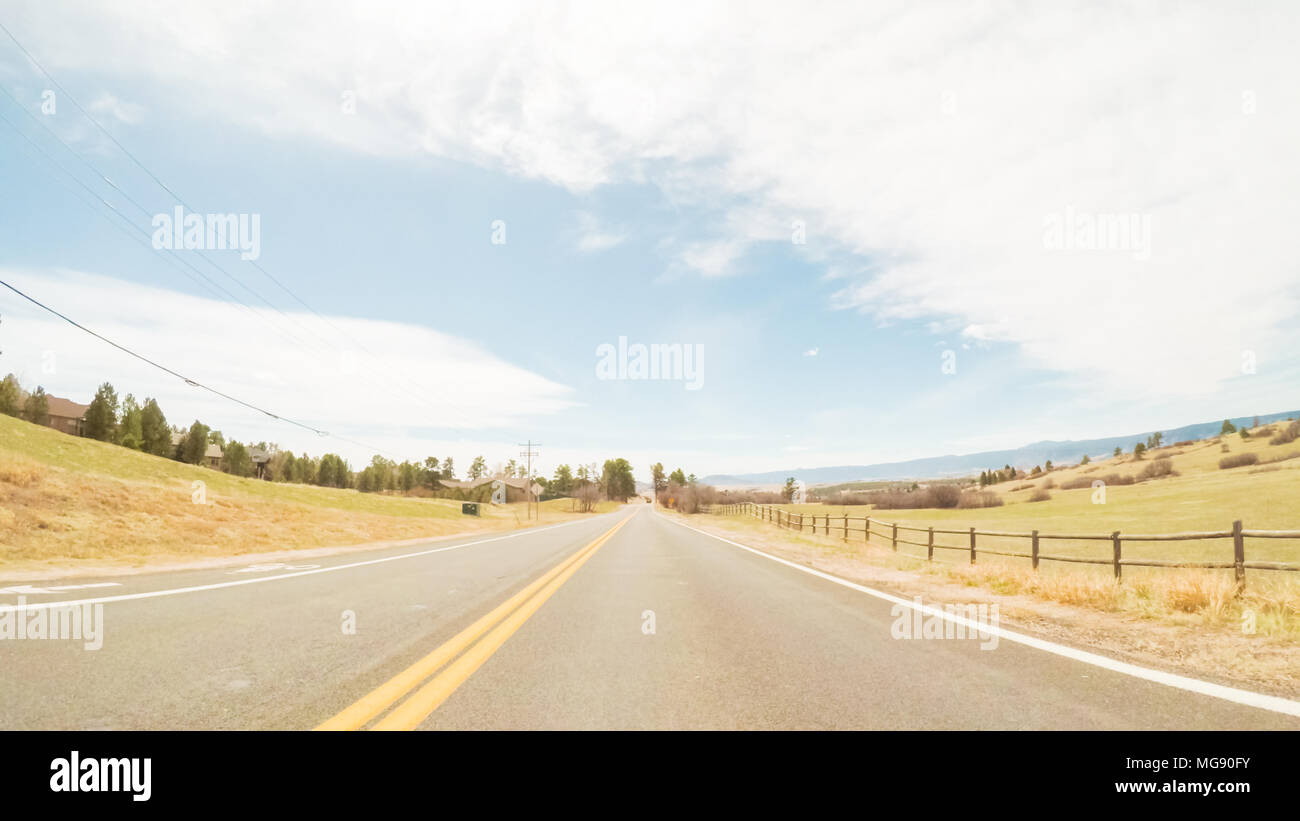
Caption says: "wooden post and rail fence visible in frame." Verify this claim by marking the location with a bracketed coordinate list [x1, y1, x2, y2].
[701, 502, 1300, 592]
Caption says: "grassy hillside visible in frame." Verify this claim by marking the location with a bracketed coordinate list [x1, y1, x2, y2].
[697, 426, 1300, 656]
[760, 423, 1300, 571]
[0, 413, 615, 571]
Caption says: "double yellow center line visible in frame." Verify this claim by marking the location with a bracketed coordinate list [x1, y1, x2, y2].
[317, 514, 632, 731]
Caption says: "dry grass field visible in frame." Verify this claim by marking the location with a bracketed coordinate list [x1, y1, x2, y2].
[0, 413, 617, 573]
[774, 427, 1300, 566]
[702, 423, 1300, 644]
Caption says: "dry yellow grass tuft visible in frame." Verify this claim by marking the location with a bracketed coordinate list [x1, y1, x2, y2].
[0, 453, 43, 488]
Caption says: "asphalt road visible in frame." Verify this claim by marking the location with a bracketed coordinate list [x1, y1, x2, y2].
[2, 506, 1297, 730]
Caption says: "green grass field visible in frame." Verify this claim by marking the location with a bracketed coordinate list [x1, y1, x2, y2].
[0, 412, 617, 569]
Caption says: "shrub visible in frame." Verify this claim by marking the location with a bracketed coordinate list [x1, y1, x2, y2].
[1172, 440, 1194, 447]
[1270, 420, 1300, 446]
[1136, 457, 1177, 481]
[928, 484, 961, 508]
[1028, 489, 1051, 502]
[861, 483, 964, 510]
[957, 490, 1004, 508]
[825, 491, 874, 505]
[1041, 478, 1056, 489]
[1060, 472, 1134, 490]
[1219, 453, 1259, 469]
[576, 483, 603, 512]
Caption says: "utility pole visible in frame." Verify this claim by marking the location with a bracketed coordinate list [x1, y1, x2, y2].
[518, 440, 541, 520]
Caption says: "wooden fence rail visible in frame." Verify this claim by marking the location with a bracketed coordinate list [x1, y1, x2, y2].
[700, 503, 1300, 591]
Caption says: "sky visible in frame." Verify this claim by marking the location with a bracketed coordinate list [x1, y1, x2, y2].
[1, 1, 1299, 483]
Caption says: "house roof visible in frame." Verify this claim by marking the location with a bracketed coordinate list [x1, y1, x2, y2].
[205, 443, 223, 459]
[442, 476, 532, 490]
[46, 395, 89, 419]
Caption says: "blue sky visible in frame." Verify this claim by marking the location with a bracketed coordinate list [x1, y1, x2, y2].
[2, 2, 1299, 483]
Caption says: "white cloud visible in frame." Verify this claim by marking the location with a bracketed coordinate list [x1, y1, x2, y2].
[677, 239, 746, 278]
[803, 348, 819, 357]
[0, 268, 576, 465]
[6, 0, 1300, 401]
[574, 211, 625, 253]
[88, 92, 142, 124]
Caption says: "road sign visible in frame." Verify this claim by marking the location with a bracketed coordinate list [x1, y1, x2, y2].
[462, 502, 480, 516]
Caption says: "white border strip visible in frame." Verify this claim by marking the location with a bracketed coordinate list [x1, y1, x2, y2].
[664, 514, 1300, 719]
[0, 515, 612, 614]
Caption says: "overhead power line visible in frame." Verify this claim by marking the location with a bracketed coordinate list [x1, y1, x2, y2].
[0, 18, 470, 422]
[0, 276, 399, 459]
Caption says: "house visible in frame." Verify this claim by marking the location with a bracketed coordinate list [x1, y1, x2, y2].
[169, 430, 222, 468]
[440, 476, 534, 503]
[249, 447, 271, 479]
[44, 395, 89, 437]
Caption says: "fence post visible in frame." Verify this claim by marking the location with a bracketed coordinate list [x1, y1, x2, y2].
[1233, 519, 1245, 593]
[969, 526, 976, 565]
[1031, 529, 1039, 571]
[865, 517, 871, 544]
[1111, 531, 1122, 581]
[891, 522, 898, 551]
[927, 527, 934, 561]
[842, 514, 848, 542]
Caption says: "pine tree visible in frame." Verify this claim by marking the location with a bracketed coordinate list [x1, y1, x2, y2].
[118, 394, 144, 449]
[0, 373, 21, 416]
[83, 382, 119, 441]
[469, 456, 487, 480]
[23, 386, 49, 426]
[181, 421, 211, 464]
[140, 398, 171, 456]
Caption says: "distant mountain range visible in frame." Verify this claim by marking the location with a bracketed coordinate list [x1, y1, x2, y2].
[701, 410, 1299, 488]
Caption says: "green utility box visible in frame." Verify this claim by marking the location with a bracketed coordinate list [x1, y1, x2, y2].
[462, 502, 480, 516]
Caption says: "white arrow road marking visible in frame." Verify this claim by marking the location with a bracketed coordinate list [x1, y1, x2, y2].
[0, 582, 122, 596]
[227, 563, 321, 574]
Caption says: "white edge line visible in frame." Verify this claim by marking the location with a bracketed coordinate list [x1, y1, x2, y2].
[0, 515, 613, 614]
[663, 513, 1300, 719]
